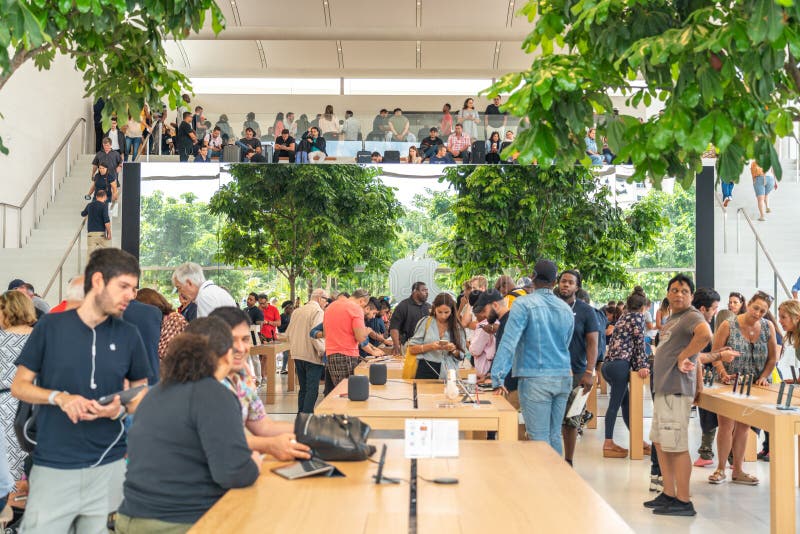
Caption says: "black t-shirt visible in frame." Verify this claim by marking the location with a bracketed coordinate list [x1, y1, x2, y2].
[92, 172, 113, 199]
[389, 297, 432, 344]
[177, 121, 196, 152]
[485, 104, 507, 127]
[420, 136, 443, 151]
[566, 299, 600, 374]
[239, 137, 261, 151]
[81, 200, 110, 232]
[246, 305, 264, 325]
[275, 136, 295, 152]
[15, 311, 152, 468]
[279, 312, 291, 333]
[123, 300, 163, 385]
[492, 312, 517, 391]
[181, 302, 197, 322]
[119, 378, 258, 523]
[249, 153, 267, 163]
[92, 150, 122, 181]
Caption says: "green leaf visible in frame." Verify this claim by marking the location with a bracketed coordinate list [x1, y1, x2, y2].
[687, 115, 714, 152]
[717, 143, 745, 182]
[76, 0, 92, 14]
[713, 113, 734, 152]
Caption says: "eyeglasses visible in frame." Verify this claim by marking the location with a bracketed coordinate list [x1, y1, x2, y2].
[668, 288, 691, 295]
[753, 290, 774, 304]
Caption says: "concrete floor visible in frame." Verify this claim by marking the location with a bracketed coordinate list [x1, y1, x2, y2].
[261, 374, 793, 533]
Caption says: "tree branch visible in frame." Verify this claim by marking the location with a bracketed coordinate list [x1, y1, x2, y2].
[0, 42, 53, 92]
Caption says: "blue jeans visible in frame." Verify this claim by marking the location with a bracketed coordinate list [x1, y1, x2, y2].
[125, 137, 142, 161]
[295, 360, 324, 413]
[721, 181, 734, 199]
[601, 359, 631, 440]
[518, 375, 572, 455]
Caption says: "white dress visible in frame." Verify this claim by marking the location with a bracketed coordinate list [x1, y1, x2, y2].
[458, 108, 480, 139]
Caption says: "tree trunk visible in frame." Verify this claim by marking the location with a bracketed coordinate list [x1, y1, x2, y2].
[307, 278, 313, 302]
[288, 274, 296, 304]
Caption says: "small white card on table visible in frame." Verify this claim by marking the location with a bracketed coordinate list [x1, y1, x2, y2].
[404, 419, 459, 458]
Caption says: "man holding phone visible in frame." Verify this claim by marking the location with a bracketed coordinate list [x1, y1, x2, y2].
[11, 248, 152, 534]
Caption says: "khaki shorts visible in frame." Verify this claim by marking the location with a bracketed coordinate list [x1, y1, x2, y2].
[650, 393, 692, 453]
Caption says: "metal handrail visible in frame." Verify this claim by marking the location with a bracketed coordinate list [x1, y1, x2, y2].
[0, 117, 87, 248]
[735, 207, 792, 311]
[42, 218, 86, 301]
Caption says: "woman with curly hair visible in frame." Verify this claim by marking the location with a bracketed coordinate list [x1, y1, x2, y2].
[117, 318, 260, 533]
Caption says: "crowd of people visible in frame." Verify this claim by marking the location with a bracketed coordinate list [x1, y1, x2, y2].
[94, 95, 524, 164]
[1, 247, 799, 530]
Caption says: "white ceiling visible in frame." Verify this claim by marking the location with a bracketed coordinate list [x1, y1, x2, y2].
[165, 0, 534, 78]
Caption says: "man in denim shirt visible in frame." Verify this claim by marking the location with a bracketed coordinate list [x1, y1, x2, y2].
[492, 260, 574, 455]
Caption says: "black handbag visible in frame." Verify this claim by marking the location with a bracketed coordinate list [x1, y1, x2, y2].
[294, 413, 376, 461]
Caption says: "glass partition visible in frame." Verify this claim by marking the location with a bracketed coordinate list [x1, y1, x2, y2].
[135, 162, 695, 310]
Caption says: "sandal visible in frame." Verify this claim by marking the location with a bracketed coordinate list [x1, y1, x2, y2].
[708, 469, 727, 484]
[603, 447, 627, 458]
[732, 472, 759, 485]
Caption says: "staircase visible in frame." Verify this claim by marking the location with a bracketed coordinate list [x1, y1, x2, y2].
[714, 161, 800, 305]
[0, 154, 179, 304]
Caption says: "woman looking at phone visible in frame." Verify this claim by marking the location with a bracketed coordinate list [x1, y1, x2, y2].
[709, 291, 778, 486]
[408, 293, 467, 380]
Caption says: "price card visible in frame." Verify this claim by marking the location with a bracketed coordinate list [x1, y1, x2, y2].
[404, 419, 459, 458]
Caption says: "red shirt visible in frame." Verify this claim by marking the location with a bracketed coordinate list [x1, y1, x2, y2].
[260, 304, 280, 339]
[323, 299, 365, 357]
[49, 301, 69, 313]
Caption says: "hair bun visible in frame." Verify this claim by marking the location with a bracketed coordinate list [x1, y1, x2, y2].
[633, 286, 645, 296]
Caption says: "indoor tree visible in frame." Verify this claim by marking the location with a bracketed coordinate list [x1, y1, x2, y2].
[440, 165, 663, 286]
[208, 164, 403, 302]
[492, 0, 800, 187]
[0, 0, 224, 153]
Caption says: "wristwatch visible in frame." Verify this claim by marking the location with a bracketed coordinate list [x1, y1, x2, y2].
[48, 390, 66, 405]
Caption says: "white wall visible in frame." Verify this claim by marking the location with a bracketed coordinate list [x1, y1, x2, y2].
[0, 53, 91, 206]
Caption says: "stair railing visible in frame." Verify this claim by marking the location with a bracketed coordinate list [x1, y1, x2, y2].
[0, 118, 87, 248]
[736, 208, 792, 312]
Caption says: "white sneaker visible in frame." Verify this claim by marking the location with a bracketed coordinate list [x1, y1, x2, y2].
[649, 475, 664, 492]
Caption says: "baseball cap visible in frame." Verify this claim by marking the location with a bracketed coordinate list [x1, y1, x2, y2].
[472, 289, 503, 315]
[517, 276, 534, 288]
[7, 279, 25, 291]
[532, 260, 558, 283]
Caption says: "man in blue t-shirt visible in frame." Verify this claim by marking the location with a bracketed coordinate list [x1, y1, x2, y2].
[12, 248, 152, 533]
[555, 269, 599, 467]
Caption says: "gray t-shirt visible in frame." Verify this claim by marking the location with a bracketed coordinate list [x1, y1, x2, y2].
[653, 307, 705, 396]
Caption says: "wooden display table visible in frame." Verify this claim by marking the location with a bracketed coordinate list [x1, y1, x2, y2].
[249, 341, 292, 404]
[628, 372, 757, 461]
[190, 440, 633, 533]
[696, 383, 800, 534]
[315, 379, 519, 441]
[354, 357, 473, 380]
